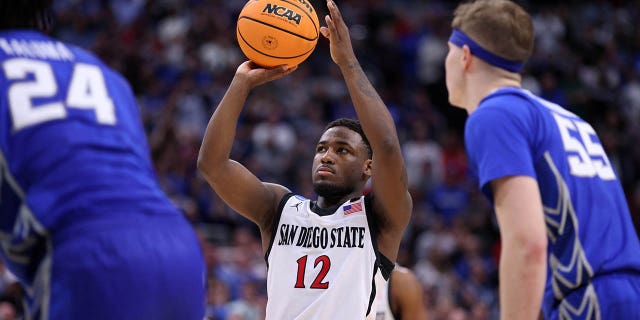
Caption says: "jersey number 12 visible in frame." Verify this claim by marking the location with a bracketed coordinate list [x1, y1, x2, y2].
[295, 255, 331, 289]
[3, 58, 116, 131]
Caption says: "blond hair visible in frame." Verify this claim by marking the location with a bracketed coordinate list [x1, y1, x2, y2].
[452, 0, 534, 62]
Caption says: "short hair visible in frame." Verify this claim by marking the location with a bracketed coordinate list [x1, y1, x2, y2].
[451, 0, 534, 62]
[0, 0, 54, 31]
[325, 118, 373, 159]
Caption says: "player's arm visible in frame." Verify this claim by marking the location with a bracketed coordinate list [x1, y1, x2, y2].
[391, 268, 428, 320]
[492, 175, 547, 320]
[320, 0, 411, 261]
[198, 62, 296, 237]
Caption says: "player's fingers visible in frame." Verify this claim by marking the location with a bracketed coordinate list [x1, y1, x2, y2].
[320, 26, 329, 39]
[246, 61, 260, 69]
[284, 65, 298, 75]
[324, 13, 336, 37]
[268, 64, 290, 75]
[327, 0, 344, 28]
[270, 65, 297, 80]
[236, 60, 254, 74]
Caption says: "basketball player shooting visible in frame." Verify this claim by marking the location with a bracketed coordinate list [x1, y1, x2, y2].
[197, 0, 411, 319]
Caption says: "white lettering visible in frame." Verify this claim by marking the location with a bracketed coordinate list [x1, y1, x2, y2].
[0, 38, 74, 61]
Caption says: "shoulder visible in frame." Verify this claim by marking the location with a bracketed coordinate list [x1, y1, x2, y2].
[389, 265, 426, 317]
[390, 266, 422, 298]
[258, 183, 293, 229]
[264, 183, 294, 210]
[470, 89, 535, 124]
[466, 89, 539, 139]
[51, 39, 132, 88]
[391, 266, 420, 286]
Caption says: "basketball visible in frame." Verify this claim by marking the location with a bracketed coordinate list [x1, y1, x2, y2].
[236, 0, 320, 67]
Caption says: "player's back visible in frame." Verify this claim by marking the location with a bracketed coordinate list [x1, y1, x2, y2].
[0, 30, 205, 319]
[478, 87, 640, 318]
[0, 29, 176, 220]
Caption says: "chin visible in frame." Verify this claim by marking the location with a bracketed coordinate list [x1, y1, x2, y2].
[313, 182, 352, 198]
[313, 181, 334, 195]
[449, 98, 463, 109]
[447, 93, 464, 109]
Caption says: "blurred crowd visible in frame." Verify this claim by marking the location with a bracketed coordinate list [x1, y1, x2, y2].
[2, 0, 640, 319]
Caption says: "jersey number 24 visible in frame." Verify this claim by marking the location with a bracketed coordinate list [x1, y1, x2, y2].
[3, 58, 116, 131]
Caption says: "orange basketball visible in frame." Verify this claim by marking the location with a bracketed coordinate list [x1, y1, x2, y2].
[236, 0, 320, 67]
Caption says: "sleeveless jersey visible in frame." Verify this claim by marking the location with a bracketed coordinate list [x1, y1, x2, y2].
[465, 87, 640, 319]
[265, 194, 380, 319]
[374, 271, 395, 320]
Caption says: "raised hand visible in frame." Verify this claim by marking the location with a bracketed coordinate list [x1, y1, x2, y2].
[235, 61, 298, 90]
[319, 0, 357, 68]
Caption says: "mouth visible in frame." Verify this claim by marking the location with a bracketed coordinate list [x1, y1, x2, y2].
[316, 166, 335, 175]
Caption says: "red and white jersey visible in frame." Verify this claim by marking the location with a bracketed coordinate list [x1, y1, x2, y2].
[265, 194, 379, 320]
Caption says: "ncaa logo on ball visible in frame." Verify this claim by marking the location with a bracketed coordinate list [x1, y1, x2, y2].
[262, 35, 278, 50]
[262, 3, 302, 25]
[236, 0, 319, 67]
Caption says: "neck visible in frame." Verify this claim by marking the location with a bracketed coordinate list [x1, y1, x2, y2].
[316, 191, 362, 208]
[462, 68, 521, 114]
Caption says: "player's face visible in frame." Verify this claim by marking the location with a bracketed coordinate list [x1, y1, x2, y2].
[312, 127, 369, 198]
[445, 42, 465, 108]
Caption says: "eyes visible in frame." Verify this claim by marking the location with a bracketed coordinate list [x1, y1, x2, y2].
[316, 145, 350, 155]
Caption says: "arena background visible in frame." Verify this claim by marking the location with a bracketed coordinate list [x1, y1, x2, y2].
[0, 0, 638, 319]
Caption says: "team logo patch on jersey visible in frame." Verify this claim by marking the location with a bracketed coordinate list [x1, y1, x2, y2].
[291, 201, 304, 211]
[343, 202, 362, 215]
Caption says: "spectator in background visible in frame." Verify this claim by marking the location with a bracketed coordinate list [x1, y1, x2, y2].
[0, 297, 18, 320]
[403, 120, 444, 192]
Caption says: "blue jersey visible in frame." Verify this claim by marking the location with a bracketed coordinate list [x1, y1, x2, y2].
[0, 31, 204, 319]
[465, 87, 640, 319]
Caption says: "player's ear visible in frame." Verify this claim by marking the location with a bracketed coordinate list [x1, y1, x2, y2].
[462, 44, 472, 71]
[363, 159, 372, 177]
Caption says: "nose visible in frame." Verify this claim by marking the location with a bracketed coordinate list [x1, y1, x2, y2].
[320, 150, 335, 164]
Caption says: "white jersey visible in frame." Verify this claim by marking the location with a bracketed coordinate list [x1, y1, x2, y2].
[265, 194, 380, 320]
[374, 271, 395, 320]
